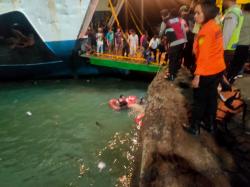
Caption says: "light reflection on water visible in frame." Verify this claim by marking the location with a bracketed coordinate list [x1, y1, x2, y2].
[0, 78, 147, 187]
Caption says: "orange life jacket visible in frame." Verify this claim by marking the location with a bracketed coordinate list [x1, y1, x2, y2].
[216, 89, 247, 124]
[193, 20, 226, 76]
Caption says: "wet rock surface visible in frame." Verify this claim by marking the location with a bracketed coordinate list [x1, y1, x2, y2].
[135, 68, 250, 187]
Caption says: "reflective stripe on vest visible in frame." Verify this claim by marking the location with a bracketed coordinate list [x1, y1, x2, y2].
[225, 6, 244, 50]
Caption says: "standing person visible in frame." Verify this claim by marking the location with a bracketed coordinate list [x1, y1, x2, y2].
[184, 2, 226, 135]
[148, 35, 159, 62]
[227, 3, 250, 83]
[96, 27, 104, 54]
[140, 31, 149, 49]
[105, 27, 114, 53]
[222, 0, 243, 67]
[163, 9, 187, 81]
[128, 29, 139, 57]
[115, 27, 123, 55]
[158, 36, 168, 64]
[78, 27, 92, 55]
[179, 5, 196, 73]
[122, 31, 130, 57]
[140, 31, 149, 58]
[159, 9, 170, 37]
[179, 6, 189, 33]
[88, 26, 96, 52]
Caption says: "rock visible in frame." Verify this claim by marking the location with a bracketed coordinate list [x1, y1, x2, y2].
[133, 68, 250, 187]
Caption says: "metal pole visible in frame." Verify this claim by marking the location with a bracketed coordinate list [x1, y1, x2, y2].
[141, 0, 144, 31]
[125, 0, 128, 30]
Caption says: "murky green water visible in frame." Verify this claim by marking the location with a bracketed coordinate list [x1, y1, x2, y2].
[0, 78, 148, 187]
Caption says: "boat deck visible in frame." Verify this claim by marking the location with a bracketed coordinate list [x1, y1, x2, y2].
[80, 54, 162, 73]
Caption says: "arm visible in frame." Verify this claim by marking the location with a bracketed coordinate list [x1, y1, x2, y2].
[159, 22, 166, 37]
[149, 38, 153, 48]
[192, 75, 200, 88]
[223, 13, 238, 49]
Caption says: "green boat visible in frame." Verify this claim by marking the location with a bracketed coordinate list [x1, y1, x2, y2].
[81, 54, 162, 73]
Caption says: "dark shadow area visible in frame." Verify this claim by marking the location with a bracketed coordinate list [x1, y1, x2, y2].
[0, 11, 61, 65]
[141, 153, 214, 187]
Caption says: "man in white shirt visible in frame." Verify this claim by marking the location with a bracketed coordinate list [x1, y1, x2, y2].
[149, 35, 159, 62]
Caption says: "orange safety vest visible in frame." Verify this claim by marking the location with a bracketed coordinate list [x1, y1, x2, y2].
[193, 20, 226, 76]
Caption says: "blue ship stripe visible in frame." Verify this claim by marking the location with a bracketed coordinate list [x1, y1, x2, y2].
[45, 40, 77, 58]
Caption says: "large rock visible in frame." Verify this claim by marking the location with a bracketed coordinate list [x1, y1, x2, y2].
[136, 69, 250, 187]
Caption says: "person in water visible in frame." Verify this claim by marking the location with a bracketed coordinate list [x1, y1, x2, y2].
[139, 97, 146, 105]
[118, 95, 128, 107]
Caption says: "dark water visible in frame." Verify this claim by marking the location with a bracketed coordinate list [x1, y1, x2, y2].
[0, 78, 148, 187]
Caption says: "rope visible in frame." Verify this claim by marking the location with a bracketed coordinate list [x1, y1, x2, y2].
[127, 6, 143, 35]
[127, 1, 151, 32]
[108, 0, 124, 28]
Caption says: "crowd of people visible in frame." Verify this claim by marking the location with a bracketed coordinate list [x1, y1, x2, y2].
[81, 0, 250, 135]
[82, 26, 139, 57]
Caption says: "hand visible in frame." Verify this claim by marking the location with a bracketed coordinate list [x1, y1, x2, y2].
[192, 75, 200, 88]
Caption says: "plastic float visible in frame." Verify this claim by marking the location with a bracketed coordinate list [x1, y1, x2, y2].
[134, 113, 145, 127]
[109, 95, 137, 111]
[125, 95, 137, 107]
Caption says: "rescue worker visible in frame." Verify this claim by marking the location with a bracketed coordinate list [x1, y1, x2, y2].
[184, 2, 226, 135]
[222, 0, 244, 67]
[163, 9, 187, 81]
[227, 3, 250, 83]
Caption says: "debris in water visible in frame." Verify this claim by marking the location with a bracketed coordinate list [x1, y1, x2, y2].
[97, 161, 106, 172]
[97, 130, 140, 186]
[26, 111, 32, 116]
[79, 163, 89, 177]
[118, 175, 129, 187]
[131, 138, 137, 144]
[86, 80, 90, 83]
[95, 121, 102, 128]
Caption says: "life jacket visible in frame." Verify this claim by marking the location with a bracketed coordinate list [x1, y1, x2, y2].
[165, 17, 186, 45]
[223, 6, 244, 50]
[216, 89, 247, 125]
